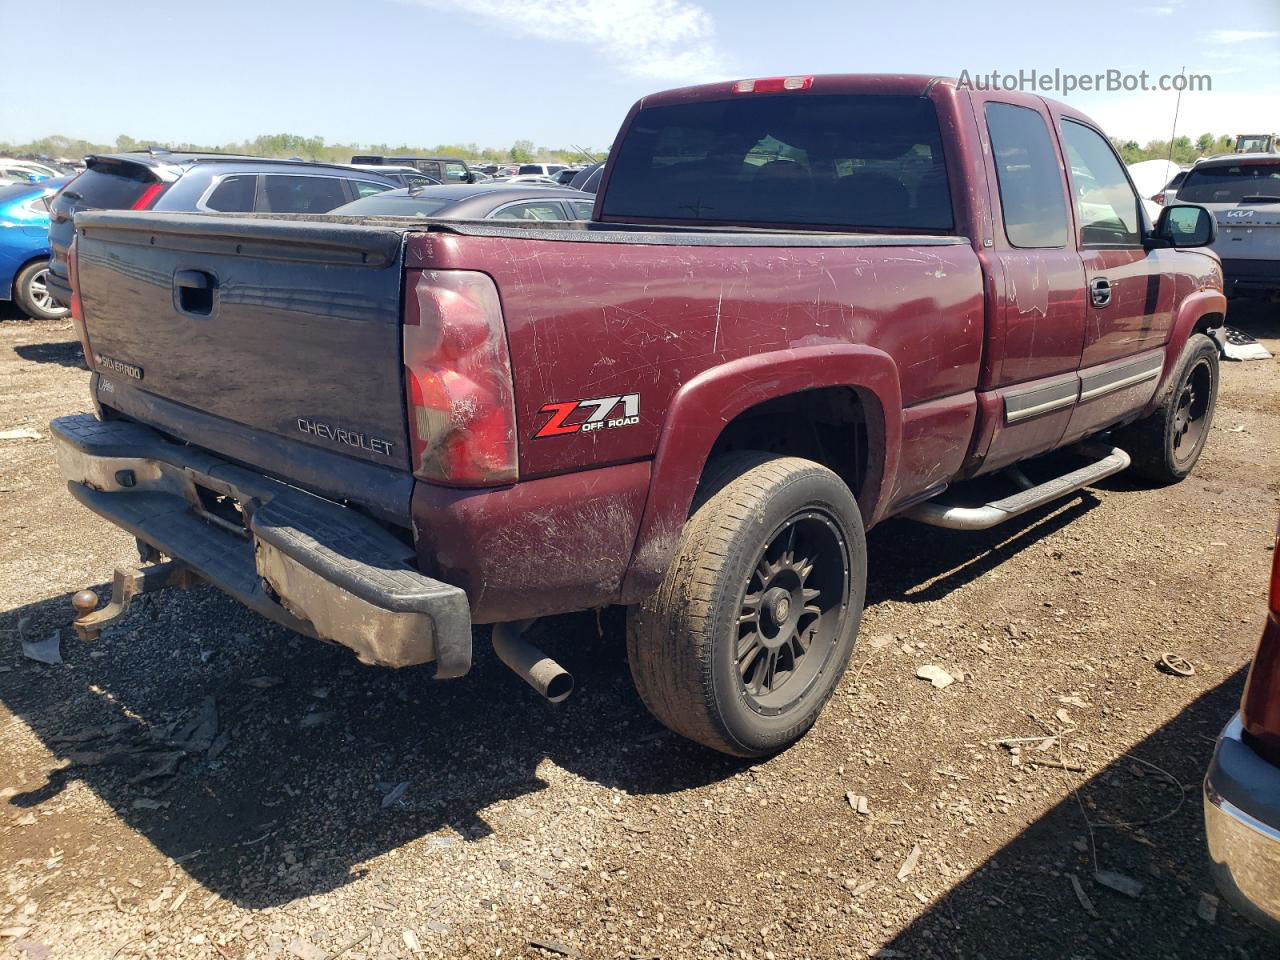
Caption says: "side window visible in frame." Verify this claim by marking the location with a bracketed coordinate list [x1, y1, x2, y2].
[352, 180, 392, 198]
[1060, 120, 1142, 247]
[569, 200, 594, 219]
[405, 174, 435, 187]
[204, 174, 258, 212]
[259, 175, 348, 214]
[444, 163, 469, 182]
[490, 201, 567, 221]
[984, 102, 1069, 248]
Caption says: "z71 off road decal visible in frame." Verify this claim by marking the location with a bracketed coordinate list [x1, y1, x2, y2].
[534, 393, 640, 439]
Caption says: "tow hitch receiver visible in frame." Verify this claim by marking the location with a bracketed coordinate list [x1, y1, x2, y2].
[71, 559, 199, 640]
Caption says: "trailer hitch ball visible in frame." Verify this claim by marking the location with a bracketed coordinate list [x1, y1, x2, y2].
[72, 590, 100, 617]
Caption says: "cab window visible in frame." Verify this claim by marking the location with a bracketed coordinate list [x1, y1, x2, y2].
[1060, 120, 1142, 247]
[984, 102, 1069, 248]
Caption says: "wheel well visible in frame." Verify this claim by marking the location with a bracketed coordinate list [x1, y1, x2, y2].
[1194, 312, 1225, 336]
[704, 387, 869, 500]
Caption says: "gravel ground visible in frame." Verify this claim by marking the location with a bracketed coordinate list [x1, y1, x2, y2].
[0, 300, 1278, 960]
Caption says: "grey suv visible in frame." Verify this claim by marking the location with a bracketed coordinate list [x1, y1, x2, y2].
[1175, 154, 1280, 298]
[46, 153, 396, 306]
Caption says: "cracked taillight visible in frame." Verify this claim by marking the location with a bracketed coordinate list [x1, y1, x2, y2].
[403, 269, 517, 487]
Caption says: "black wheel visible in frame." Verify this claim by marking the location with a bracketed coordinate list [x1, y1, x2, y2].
[626, 453, 866, 757]
[1114, 333, 1218, 485]
[13, 260, 69, 321]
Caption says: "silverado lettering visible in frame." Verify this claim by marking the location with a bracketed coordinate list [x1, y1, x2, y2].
[52, 73, 1226, 757]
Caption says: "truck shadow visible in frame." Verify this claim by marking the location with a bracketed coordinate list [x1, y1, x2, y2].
[0, 496, 1126, 911]
[12, 339, 87, 369]
[0, 588, 739, 910]
[872, 670, 1273, 959]
[867, 495, 1095, 606]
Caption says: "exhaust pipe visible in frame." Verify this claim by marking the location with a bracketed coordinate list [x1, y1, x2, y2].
[491, 620, 574, 703]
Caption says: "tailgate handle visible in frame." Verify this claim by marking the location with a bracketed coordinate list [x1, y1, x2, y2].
[174, 269, 217, 316]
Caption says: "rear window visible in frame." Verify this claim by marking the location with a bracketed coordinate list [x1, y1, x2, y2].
[601, 94, 953, 231]
[332, 194, 453, 217]
[69, 164, 156, 208]
[1178, 162, 1280, 204]
[260, 175, 349, 214]
[518, 165, 544, 175]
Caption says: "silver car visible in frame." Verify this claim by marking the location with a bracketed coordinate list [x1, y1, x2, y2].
[1175, 154, 1280, 297]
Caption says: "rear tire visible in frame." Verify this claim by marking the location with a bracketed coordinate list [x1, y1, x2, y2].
[626, 453, 866, 757]
[1114, 333, 1218, 485]
[13, 260, 69, 321]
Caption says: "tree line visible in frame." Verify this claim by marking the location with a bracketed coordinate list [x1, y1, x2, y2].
[0, 134, 603, 166]
[1112, 133, 1243, 165]
[1, 131, 1255, 169]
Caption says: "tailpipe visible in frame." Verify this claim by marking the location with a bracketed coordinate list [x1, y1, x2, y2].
[491, 620, 574, 703]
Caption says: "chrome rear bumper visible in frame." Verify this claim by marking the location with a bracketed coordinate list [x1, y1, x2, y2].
[1204, 713, 1280, 933]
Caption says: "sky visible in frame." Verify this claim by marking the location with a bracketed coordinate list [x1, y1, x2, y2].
[3, 0, 1278, 152]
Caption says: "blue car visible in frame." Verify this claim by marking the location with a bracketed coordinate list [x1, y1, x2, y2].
[0, 176, 69, 320]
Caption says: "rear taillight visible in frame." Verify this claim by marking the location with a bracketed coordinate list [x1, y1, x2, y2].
[130, 182, 167, 210]
[403, 270, 517, 486]
[733, 76, 814, 94]
[1153, 193, 1166, 206]
[67, 234, 95, 371]
[1241, 526, 1280, 764]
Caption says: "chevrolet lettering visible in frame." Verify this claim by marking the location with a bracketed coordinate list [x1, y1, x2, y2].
[296, 418, 394, 457]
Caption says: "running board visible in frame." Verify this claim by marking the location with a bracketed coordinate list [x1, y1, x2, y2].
[904, 446, 1130, 531]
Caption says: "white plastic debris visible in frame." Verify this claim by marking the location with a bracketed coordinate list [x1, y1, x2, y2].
[915, 665, 954, 689]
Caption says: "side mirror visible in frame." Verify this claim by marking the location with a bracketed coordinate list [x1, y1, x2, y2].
[1151, 203, 1216, 249]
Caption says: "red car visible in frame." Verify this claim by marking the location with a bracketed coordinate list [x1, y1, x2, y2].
[1204, 525, 1280, 931]
[53, 74, 1225, 757]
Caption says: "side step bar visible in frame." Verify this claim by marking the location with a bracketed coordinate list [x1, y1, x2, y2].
[904, 446, 1130, 531]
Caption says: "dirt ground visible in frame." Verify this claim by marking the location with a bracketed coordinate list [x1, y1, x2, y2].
[0, 299, 1278, 960]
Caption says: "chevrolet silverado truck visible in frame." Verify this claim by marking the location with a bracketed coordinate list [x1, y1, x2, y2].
[52, 74, 1226, 757]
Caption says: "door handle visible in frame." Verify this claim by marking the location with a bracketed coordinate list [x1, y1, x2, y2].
[1090, 276, 1114, 308]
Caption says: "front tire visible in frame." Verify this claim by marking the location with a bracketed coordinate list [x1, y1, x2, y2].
[13, 260, 70, 321]
[1114, 333, 1219, 485]
[627, 453, 867, 757]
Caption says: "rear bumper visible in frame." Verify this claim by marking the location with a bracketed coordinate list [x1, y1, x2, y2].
[1221, 259, 1280, 296]
[1203, 713, 1280, 933]
[50, 413, 472, 675]
[44, 268, 72, 308]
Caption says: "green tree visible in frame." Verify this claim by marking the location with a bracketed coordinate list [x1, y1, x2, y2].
[509, 139, 535, 163]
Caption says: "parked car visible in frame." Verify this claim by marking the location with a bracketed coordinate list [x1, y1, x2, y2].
[516, 163, 568, 177]
[554, 167, 583, 185]
[1174, 153, 1280, 297]
[0, 159, 60, 180]
[350, 155, 477, 184]
[329, 183, 595, 220]
[0, 163, 50, 184]
[1204, 520, 1280, 933]
[0, 177, 71, 320]
[51, 73, 1225, 758]
[569, 162, 605, 193]
[344, 164, 441, 187]
[500, 174, 562, 186]
[45, 153, 397, 306]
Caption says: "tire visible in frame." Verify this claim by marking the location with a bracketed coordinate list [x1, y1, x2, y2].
[1113, 333, 1219, 485]
[13, 260, 70, 321]
[626, 453, 867, 757]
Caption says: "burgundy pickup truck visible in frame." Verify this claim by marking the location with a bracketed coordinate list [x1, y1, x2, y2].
[53, 74, 1226, 756]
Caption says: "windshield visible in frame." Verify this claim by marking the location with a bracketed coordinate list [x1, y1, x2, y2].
[601, 93, 953, 230]
[331, 194, 454, 217]
[1178, 162, 1280, 203]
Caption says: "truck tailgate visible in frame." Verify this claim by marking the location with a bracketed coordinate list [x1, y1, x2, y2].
[74, 212, 412, 472]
